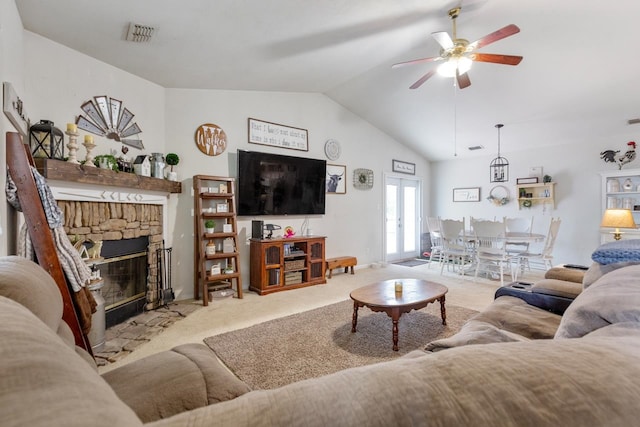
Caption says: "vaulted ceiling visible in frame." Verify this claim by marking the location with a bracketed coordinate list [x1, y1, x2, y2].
[16, 0, 640, 161]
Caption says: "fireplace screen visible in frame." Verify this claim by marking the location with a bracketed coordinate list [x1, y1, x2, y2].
[96, 252, 148, 310]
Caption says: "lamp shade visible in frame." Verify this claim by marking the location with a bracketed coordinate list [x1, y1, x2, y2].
[600, 209, 637, 229]
[601, 208, 637, 240]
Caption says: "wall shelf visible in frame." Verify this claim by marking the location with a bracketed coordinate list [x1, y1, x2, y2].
[516, 182, 555, 210]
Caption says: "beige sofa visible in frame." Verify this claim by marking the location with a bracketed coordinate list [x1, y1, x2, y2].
[2, 255, 640, 426]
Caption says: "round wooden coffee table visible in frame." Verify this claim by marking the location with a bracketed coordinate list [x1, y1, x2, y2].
[350, 279, 448, 351]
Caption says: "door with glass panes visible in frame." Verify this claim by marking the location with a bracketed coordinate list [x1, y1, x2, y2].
[384, 175, 421, 262]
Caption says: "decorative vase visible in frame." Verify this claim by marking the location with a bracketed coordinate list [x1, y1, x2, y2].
[623, 178, 634, 192]
[607, 179, 620, 193]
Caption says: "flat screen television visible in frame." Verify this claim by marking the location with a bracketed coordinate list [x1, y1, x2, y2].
[237, 150, 326, 216]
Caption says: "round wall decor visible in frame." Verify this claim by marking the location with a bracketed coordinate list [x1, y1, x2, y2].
[353, 168, 374, 189]
[195, 123, 227, 156]
[487, 185, 510, 206]
[324, 139, 341, 160]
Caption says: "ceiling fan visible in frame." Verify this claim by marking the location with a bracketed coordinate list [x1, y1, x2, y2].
[392, 6, 523, 89]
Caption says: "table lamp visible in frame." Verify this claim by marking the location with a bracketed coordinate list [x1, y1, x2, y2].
[600, 208, 637, 240]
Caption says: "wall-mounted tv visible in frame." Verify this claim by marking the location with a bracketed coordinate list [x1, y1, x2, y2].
[237, 150, 326, 216]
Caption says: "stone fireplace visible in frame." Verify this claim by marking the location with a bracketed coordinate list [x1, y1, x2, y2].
[34, 158, 181, 326]
[56, 199, 164, 325]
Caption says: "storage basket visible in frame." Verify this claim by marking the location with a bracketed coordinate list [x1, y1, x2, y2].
[285, 259, 305, 271]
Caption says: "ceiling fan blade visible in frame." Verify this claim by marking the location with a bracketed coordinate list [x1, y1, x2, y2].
[456, 70, 471, 89]
[392, 56, 443, 69]
[472, 53, 523, 66]
[410, 70, 437, 89]
[468, 24, 520, 50]
[432, 31, 454, 49]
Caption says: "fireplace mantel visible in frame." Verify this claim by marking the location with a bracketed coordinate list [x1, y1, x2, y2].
[34, 158, 182, 194]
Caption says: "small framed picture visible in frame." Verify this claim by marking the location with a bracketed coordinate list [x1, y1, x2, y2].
[453, 187, 481, 202]
[517, 177, 539, 185]
[219, 183, 228, 193]
[223, 224, 233, 233]
[216, 203, 229, 213]
[392, 159, 416, 175]
[326, 164, 347, 194]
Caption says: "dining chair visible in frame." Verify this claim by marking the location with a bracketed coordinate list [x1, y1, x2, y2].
[504, 216, 534, 255]
[471, 218, 518, 286]
[438, 218, 470, 275]
[426, 217, 443, 269]
[517, 218, 561, 271]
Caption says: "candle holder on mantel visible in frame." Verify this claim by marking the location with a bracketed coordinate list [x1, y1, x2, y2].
[65, 124, 80, 164]
[83, 135, 96, 167]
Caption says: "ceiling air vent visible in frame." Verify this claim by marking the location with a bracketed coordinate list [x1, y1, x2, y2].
[468, 145, 484, 151]
[126, 23, 155, 43]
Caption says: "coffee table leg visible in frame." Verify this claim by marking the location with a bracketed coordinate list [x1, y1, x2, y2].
[351, 302, 359, 333]
[390, 308, 401, 351]
[439, 295, 447, 325]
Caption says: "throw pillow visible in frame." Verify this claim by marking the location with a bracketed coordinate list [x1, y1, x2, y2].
[555, 264, 640, 339]
[591, 239, 640, 265]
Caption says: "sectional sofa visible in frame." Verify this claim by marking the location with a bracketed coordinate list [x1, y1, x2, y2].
[1, 254, 640, 426]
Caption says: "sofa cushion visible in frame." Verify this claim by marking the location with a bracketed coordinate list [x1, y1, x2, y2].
[582, 260, 640, 289]
[0, 256, 64, 333]
[103, 343, 250, 422]
[0, 296, 142, 427]
[555, 264, 640, 339]
[425, 296, 561, 352]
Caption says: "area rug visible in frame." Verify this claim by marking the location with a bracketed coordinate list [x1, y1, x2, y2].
[392, 259, 430, 267]
[204, 300, 478, 390]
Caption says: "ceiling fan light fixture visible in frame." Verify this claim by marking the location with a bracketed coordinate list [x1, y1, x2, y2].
[437, 56, 472, 77]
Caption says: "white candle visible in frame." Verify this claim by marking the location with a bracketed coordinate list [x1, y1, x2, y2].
[67, 123, 77, 132]
[84, 135, 93, 143]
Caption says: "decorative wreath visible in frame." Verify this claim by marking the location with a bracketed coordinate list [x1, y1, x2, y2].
[522, 199, 533, 208]
[487, 185, 510, 206]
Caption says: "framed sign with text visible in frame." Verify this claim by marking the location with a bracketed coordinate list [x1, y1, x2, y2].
[248, 118, 308, 151]
[453, 187, 481, 202]
[392, 159, 416, 175]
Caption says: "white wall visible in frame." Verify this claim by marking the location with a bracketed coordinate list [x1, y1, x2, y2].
[22, 31, 166, 158]
[0, 0, 25, 256]
[165, 89, 431, 300]
[4, 27, 432, 300]
[431, 132, 640, 266]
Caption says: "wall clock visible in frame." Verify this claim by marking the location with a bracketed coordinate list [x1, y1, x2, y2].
[324, 139, 341, 161]
[195, 123, 227, 156]
[76, 96, 144, 149]
[353, 168, 374, 189]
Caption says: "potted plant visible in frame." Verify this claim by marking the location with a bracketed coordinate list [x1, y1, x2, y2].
[165, 153, 180, 181]
[204, 219, 216, 234]
[93, 154, 119, 171]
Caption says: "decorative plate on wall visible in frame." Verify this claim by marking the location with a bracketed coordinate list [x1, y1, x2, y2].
[353, 168, 374, 189]
[195, 123, 227, 156]
[76, 96, 144, 149]
[324, 139, 341, 161]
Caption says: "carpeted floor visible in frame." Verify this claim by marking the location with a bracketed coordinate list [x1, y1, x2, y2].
[392, 259, 430, 267]
[204, 299, 478, 390]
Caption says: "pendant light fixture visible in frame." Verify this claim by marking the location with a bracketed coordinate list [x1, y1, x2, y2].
[489, 123, 509, 182]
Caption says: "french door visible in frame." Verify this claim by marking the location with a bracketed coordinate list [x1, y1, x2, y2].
[384, 175, 421, 262]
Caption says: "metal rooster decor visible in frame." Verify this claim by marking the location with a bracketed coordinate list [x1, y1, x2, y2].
[600, 141, 637, 169]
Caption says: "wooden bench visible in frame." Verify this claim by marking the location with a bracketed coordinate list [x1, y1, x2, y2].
[326, 256, 357, 278]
